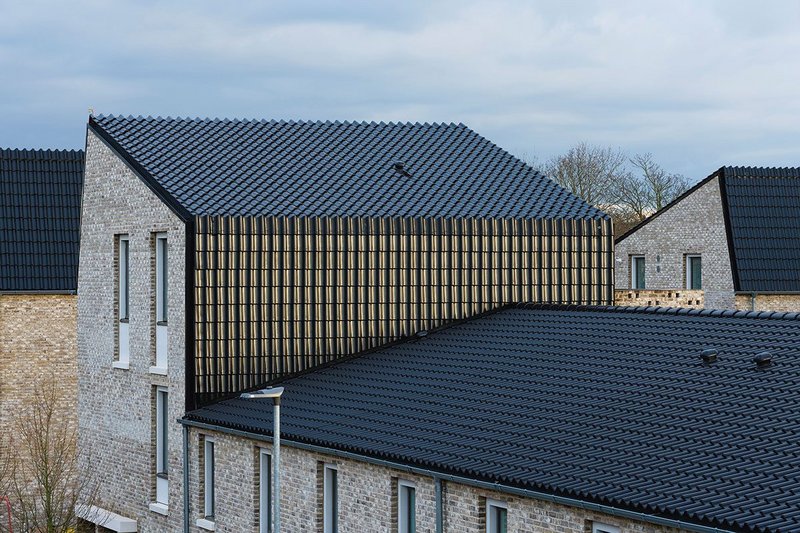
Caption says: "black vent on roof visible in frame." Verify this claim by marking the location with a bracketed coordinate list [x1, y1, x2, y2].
[393, 161, 411, 177]
[701, 349, 718, 364]
[753, 352, 773, 368]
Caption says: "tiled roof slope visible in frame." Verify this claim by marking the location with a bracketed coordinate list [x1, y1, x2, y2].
[89, 115, 606, 220]
[0, 148, 84, 292]
[722, 166, 800, 292]
[186, 304, 800, 533]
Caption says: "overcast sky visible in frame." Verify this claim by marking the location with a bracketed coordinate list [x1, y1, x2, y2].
[1, 0, 798, 180]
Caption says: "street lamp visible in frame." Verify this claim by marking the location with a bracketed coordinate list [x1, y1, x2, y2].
[240, 386, 284, 533]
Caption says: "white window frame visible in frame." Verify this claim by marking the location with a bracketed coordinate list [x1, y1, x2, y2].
[592, 522, 620, 533]
[152, 233, 168, 373]
[397, 480, 416, 533]
[115, 235, 130, 368]
[686, 254, 702, 290]
[630, 255, 646, 289]
[203, 437, 215, 520]
[485, 499, 507, 533]
[259, 449, 272, 533]
[155, 387, 168, 506]
[323, 464, 338, 533]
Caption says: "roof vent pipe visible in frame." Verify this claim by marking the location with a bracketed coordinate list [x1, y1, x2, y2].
[753, 352, 773, 368]
[393, 162, 411, 177]
[701, 349, 718, 364]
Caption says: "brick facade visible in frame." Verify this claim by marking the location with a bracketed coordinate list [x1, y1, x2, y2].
[614, 289, 703, 309]
[77, 130, 186, 532]
[614, 178, 735, 310]
[0, 293, 77, 461]
[734, 293, 800, 313]
[185, 427, 686, 533]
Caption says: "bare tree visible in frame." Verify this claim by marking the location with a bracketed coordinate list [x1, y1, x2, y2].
[539, 144, 690, 236]
[544, 142, 630, 212]
[3, 379, 98, 533]
[617, 153, 690, 225]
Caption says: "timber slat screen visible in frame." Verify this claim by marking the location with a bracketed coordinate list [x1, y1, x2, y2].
[193, 215, 612, 402]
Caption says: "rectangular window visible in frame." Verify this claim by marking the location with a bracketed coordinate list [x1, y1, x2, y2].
[117, 235, 130, 364]
[397, 480, 416, 533]
[631, 255, 646, 289]
[204, 438, 215, 520]
[154, 233, 168, 370]
[686, 255, 702, 290]
[323, 464, 338, 533]
[155, 388, 168, 505]
[592, 522, 620, 533]
[486, 499, 507, 533]
[259, 449, 271, 533]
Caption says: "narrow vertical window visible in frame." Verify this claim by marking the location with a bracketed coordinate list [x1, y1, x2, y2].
[155, 388, 168, 505]
[259, 449, 272, 533]
[204, 439, 215, 520]
[117, 235, 130, 365]
[397, 480, 416, 533]
[154, 233, 168, 370]
[323, 464, 338, 533]
[686, 255, 702, 290]
[486, 500, 507, 533]
[631, 255, 646, 289]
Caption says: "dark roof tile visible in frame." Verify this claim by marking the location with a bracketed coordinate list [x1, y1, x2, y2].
[187, 304, 800, 532]
[722, 167, 800, 292]
[0, 148, 84, 292]
[89, 115, 607, 220]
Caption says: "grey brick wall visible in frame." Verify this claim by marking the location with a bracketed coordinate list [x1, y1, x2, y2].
[185, 427, 686, 533]
[77, 130, 186, 532]
[614, 177, 735, 309]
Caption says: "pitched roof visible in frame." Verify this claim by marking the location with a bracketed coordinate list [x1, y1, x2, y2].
[722, 167, 800, 292]
[616, 166, 800, 293]
[186, 304, 800, 533]
[88, 115, 606, 220]
[0, 148, 84, 292]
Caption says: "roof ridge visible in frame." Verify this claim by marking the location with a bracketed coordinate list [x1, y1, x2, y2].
[516, 302, 800, 321]
[93, 113, 462, 128]
[0, 147, 84, 156]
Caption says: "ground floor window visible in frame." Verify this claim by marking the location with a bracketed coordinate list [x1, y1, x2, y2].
[486, 499, 507, 533]
[686, 254, 702, 289]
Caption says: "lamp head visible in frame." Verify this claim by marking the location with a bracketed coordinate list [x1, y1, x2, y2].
[240, 386, 285, 400]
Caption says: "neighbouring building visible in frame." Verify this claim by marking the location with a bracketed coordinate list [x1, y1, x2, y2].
[0, 148, 83, 478]
[182, 303, 800, 533]
[76, 115, 612, 532]
[615, 166, 800, 311]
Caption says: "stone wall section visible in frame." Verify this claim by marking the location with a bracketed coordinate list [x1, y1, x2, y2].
[77, 129, 186, 532]
[186, 427, 687, 533]
[734, 293, 800, 313]
[0, 293, 77, 460]
[614, 289, 703, 309]
[614, 177, 735, 309]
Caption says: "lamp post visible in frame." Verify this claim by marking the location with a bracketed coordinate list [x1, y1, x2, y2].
[240, 387, 285, 533]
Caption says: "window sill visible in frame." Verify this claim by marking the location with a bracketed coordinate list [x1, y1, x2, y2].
[111, 361, 130, 370]
[148, 502, 168, 516]
[196, 518, 216, 531]
[149, 366, 168, 376]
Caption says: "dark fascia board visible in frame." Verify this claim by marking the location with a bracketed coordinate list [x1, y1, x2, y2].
[615, 168, 725, 244]
[717, 172, 740, 292]
[87, 116, 192, 222]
